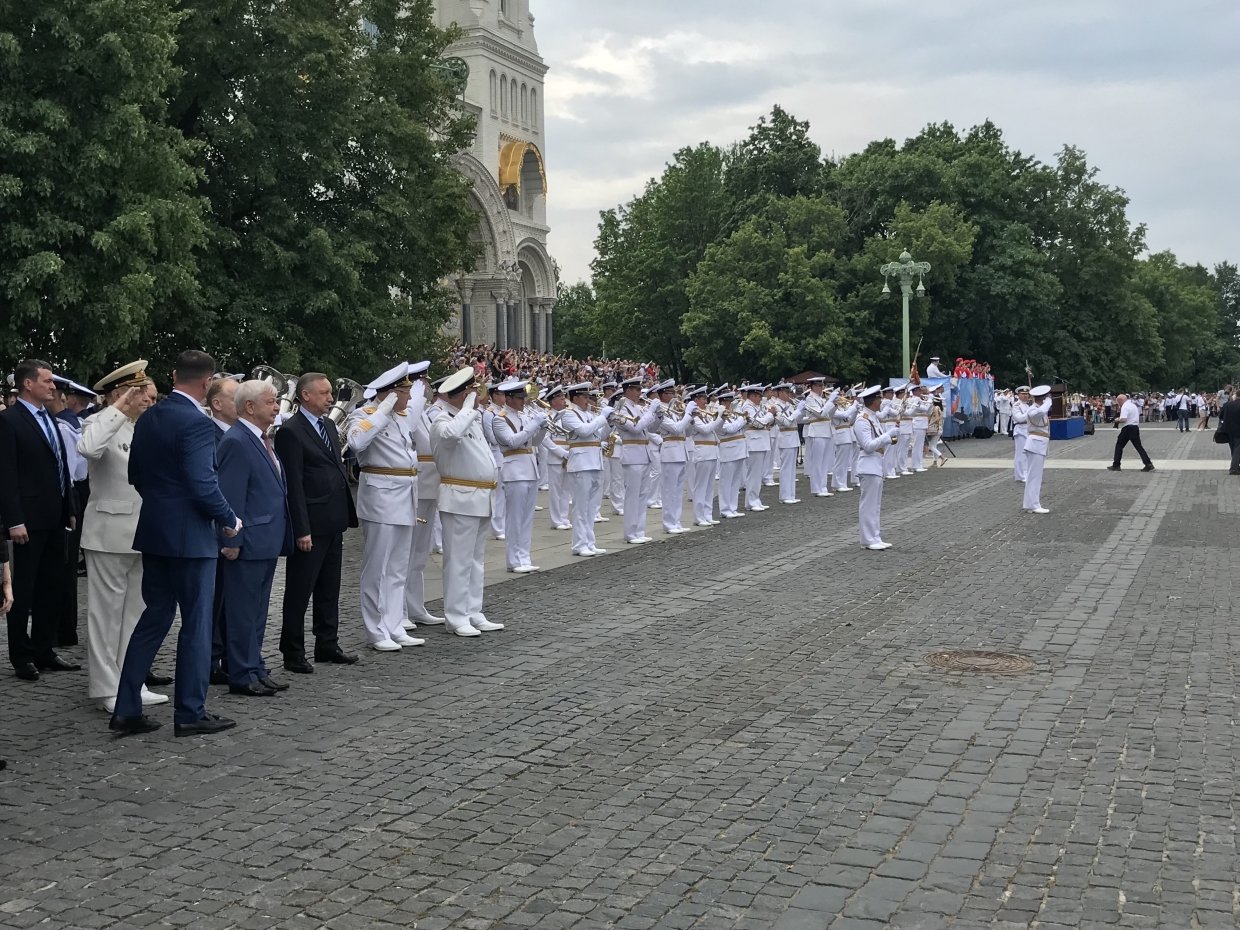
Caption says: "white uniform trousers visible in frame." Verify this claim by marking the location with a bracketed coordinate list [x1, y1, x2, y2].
[686, 459, 697, 502]
[883, 438, 898, 477]
[660, 461, 686, 531]
[1013, 434, 1028, 481]
[84, 550, 145, 700]
[764, 448, 776, 482]
[911, 427, 928, 469]
[692, 463, 716, 523]
[440, 511, 488, 632]
[406, 498, 437, 621]
[832, 448, 852, 490]
[858, 474, 884, 546]
[359, 520, 413, 644]
[644, 460, 661, 507]
[548, 461, 571, 527]
[1023, 452, 1046, 510]
[622, 463, 648, 540]
[805, 437, 831, 494]
[898, 433, 913, 473]
[432, 511, 442, 552]
[719, 459, 745, 515]
[503, 479, 537, 569]
[569, 470, 601, 553]
[609, 458, 625, 513]
[744, 453, 767, 508]
[998, 412, 1012, 435]
[489, 452, 506, 537]
[778, 447, 799, 501]
[537, 447, 550, 489]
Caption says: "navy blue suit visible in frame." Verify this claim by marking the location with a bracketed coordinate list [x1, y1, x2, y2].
[217, 422, 292, 687]
[116, 392, 237, 725]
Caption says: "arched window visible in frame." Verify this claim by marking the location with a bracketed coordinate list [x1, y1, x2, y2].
[500, 0, 508, 16]
[489, 70, 497, 115]
[520, 84, 528, 125]
[500, 75, 508, 118]
[510, 83, 518, 123]
[530, 89, 538, 131]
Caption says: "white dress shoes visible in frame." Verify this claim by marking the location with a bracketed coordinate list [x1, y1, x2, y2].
[472, 619, 505, 632]
[553, 524, 572, 530]
[1027, 507, 1050, 514]
[627, 536, 652, 544]
[595, 515, 610, 522]
[449, 624, 481, 637]
[781, 499, 801, 504]
[141, 687, 169, 706]
[412, 613, 445, 626]
[666, 527, 689, 534]
[401, 618, 417, 631]
[372, 639, 402, 651]
[512, 564, 540, 573]
[589, 547, 608, 554]
[393, 632, 426, 647]
[695, 520, 714, 527]
[865, 543, 887, 551]
[573, 549, 596, 557]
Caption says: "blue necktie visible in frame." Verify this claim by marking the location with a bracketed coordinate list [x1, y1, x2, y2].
[317, 418, 334, 454]
[37, 409, 66, 494]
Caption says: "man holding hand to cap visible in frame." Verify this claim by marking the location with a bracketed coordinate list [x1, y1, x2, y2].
[854, 386, 899, 550]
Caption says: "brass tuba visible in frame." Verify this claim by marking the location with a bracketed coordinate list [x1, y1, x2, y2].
[326, 377, 365, 427]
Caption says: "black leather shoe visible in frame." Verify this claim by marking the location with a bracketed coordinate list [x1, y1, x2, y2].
[257, 675, 289, 692]
[228, 682, 276, 697]
[35, 654, 81, 672]
[145, 673, 174, 687]
[283, 656, 315, 674]
[109, 714, 162, 735]
[314, 647, 359, 665]
[209, 666, 229, 685]
[174, 713, 237, 737]
[14, 663, 39, 682]
[1106, 465, 1121, 471]
[1142, 464, 1155, 472]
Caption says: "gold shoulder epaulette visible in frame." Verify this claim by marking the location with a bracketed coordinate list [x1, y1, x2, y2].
[363, 405, 378, 414]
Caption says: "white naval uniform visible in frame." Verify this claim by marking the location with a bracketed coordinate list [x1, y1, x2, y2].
[481, 402, 507, 538]
[560, 404, 614, 554]
[741, 400, 774, 509]
[854, 407, 898, 547]
[78, 406, 148, 703]
[910, 396, 930, 471]
[644, 431, 663, 509]
[1012, 400, 1029, 481]
[542, 426, 571, 529]
[493, 407, 549, 570]
[897, 399, 915, 474]
[615, 399, 664, 541]
[430, 395, 499, 633]
[880, 399, 900, 478]
[802, 389, 838, 495]
[831, 404, 858, 491]
[775, 400, 805, 502]
[407, 400, 440, 624]
[1022, 399, 1051, 511]
[606, 434, 624, 515]
[689, 410, 721, 524]
[658, 405, 694, 532]
[716, 412, 749, 517]
[345, 388, 424, 645]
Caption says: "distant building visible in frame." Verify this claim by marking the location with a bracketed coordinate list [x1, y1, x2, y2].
[435, 0, 557, 351]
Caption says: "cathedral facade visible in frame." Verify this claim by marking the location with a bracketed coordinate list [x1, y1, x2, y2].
[435, 0, 557, 352]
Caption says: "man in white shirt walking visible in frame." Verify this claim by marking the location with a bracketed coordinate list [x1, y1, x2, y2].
[1107, 394, 1154, 472]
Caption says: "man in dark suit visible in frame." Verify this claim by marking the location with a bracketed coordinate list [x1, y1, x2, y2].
[274, 373, 359, 674]
[0, 359, 80, 681]
[217, 379, 293, 696]
[110, 351, 240, 736]
[1220, 393, 1240, 474]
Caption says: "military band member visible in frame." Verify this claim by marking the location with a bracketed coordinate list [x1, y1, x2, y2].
[1022, 385, 1052, 514]
[802, 377, 837, 497]
[1012, 386, 1031, 482]
[481, 385, 507, 540]
[344, 362, 426, 652]
[910, 385, 931, 472]
[653, 381, 693, 534]
[615, 377, 664, 544]
[716, 392, 749, 518]
[879, 387, 900, 479]
[492, 379, 549, 572]
[559, 382, 615, 556]
[897, 387, 915, 476]
[854, 386, 899, 550]
[403, 361, 445, 629]
[740, 385, 774, 511]
[773, 383, 804, 504]
[601, 381, 624, 517]
[541, 387, 572, 530]
[830, 392, 857, 492]
[430, 368, 502, 636]
[686, 387, 720, 526]
[77, 362, 167, 712]
[763, 385, 779, 486]
[643, 383, 664, 511]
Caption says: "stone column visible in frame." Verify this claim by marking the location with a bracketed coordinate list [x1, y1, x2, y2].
[545, 300, 555, 354]
[507, 300, 519, 350]
[530, 301, 543, 353]
[459, 283, 473, 344]
[495, 293, 508, 349]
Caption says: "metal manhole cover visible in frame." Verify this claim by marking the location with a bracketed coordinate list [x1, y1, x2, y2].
[924, 650, 1034, 674]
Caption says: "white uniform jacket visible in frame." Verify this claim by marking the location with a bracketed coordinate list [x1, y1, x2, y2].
[774, 401, 805, 449]
[802, 390, 839, 439]
[493, 408, 548, 482]
[690, 412, 721, 462]
[615, 400, 663, 466]
[77, 405, 142, 553]
[1012, 401, 1030, 438]
[717, 412, 749, 462]
[853, 409, 897, 475]
[1024, 399, 1052, 457]
[912, 398, 931, 430]
[411, 400, 440, 502]
[658, 407, 695, 463]
[741, 401, 774, 452]
[832, 404, 858, 446]
[344, 388, 425, 526]
[560, 406, 613, 472]
[429, 396, 497, 518]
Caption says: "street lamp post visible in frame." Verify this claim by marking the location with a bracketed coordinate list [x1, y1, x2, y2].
[880, 251, 931, 377]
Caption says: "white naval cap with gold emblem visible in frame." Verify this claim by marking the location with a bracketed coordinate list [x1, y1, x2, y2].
[362, 361, 415, 401]
[1030, 384, 1051, 398]
[93, 360, 150, 394]
[859, 385, 883, 400]
[440, 366, 477, 396]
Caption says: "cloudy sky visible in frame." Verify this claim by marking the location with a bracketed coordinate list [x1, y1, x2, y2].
[530, 0, 1240, 285]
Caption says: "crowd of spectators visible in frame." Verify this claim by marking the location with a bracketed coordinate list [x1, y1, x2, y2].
[446, 344, 659, 388]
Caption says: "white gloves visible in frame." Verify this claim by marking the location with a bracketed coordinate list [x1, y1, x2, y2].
[378, 392, 399, 416]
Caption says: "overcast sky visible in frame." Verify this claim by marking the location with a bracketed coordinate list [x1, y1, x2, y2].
[531, 0, 1240, 286]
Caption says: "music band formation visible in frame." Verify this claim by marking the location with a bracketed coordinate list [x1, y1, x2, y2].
[0, 351, 1053, 740]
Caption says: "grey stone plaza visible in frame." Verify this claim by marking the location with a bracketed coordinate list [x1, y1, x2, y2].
[1, 425, 1235, 929]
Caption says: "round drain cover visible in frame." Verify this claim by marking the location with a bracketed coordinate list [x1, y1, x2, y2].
[925, 650, 1033, 674]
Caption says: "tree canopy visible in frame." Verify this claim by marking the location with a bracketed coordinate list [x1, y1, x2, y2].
[584, 109, 1239, 390]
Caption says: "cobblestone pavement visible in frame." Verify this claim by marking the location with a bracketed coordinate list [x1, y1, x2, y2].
[1, 426, 1236, 929]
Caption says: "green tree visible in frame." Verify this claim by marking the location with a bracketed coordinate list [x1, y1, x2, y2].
[0, 0, 205, 376]
[551, 281, 601, 361]
[724, 105, 827, 227]
[170, 0, 477, 377]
